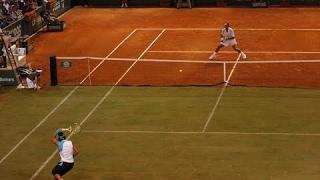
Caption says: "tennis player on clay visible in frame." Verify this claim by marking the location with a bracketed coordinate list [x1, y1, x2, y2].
[209, 23, 246, 60]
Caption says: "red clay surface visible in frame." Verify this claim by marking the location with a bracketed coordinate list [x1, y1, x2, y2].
[27, 7, 320, 88]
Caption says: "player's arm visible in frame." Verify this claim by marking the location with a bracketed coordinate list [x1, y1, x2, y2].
[220, 31, 224, 42]
[51, 135, 58, 145]
[73, 144, 79, 157]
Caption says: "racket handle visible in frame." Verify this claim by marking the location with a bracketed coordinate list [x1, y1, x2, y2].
[61, 128, 70, 132]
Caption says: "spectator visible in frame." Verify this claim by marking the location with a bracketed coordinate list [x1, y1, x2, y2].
[40, 0, 47, 11]
[18, 0, 27, 10]
[81, 0, 89, 7]
[10, 4, 23, 20]
[22, 0, 35, 14]
[3, 1, 10, 16]
[16, 64, 42, 90]
[0, 0, 36, 27]
[121, 0, 128, 8]
[0, 50, 6, 68]
[40, 10, 59, 24]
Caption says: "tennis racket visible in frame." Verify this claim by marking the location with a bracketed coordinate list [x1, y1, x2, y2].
[61, 123, 81, 135]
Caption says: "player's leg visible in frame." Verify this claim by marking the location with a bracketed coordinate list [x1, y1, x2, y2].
[26, 77, 35, 89]
[52, 164, 63, 180]
[232, 45, 246, 60]
[232, 45, 241, 53]
[177, 0, 181, 8]
[54, 174, 63, 180]
[52, 162, 73, 180]
[209, 44, 224, 60]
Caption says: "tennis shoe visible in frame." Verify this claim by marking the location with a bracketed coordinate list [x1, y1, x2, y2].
[240, 52, 246, 60]
[16, 83, 25, 89]
[209, 52, 216, 60]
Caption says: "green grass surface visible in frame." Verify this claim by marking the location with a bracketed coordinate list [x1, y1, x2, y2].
[0, 86, 320, 179]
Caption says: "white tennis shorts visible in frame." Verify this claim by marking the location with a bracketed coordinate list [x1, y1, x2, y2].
[26, 78, 35, 89]
[221, 39, 237, 47]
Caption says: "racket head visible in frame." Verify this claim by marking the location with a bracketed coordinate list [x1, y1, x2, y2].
[70, 123, 81, 134]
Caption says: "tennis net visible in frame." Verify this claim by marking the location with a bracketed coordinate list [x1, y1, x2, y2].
[51, 56, 320, 88]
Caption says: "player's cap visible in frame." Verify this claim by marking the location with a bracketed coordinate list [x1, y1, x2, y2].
[224, 22, 229, 26]
[57, 131, 65, 141]
[57, 131, 64, 136]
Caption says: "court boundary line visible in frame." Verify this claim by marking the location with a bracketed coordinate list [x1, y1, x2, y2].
[30, 29, 167, 180]
[147, 50, 320, 54]
[81, 130, 320, 137]
[55, 56, 320, 64]
[79, 29, 138, 84]
[0, 87, 79, 165]
[137, 28, 320, 31]
[202, 54, 241, 132]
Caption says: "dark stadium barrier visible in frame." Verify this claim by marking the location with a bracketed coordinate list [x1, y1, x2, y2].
[194, 0, 217, 6]
[270, 0, 280, 6]
[0, 70, 18, 86]
[288, 0, 320, 6]
[74, 0, 319, 7]
[3, 0, 71, 38]
[3, 19, 24, 38]
[87, 0, 162, 6]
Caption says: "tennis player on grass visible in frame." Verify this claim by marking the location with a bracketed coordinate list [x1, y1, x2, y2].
[51, 129, 79, 180]
[209, 23, 246, 60]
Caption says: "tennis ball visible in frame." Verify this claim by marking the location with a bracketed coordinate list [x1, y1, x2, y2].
[179, 69, 182, 72]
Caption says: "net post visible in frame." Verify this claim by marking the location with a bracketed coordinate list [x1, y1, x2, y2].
[223, 62, 226, 83]
[49, 56, 58, 86]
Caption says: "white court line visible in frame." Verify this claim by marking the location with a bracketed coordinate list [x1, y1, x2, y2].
[202, 54, 242, 132]
[137, 28, 320, 31]
[79, 29, 138, 84]
[30, 29, 167, 180]
[82, 130, 320, 137]
[137, 59, 320, 64]
[55, 57, 320, 64]
[0, 87, 79, 165]
[148, 50, 320, 54]
[0, 29, 137, 166]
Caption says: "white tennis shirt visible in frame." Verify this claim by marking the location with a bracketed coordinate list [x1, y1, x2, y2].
[57, 140, 74, 163]
[221, 27, 235, 41]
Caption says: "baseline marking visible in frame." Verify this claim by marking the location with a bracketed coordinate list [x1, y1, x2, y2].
[137, 28, 320, 31]
[147, 50, 320, 54]
[30, 29, 166, 180]
[202, 54, 242, 132]
[82, 130, 320, 137]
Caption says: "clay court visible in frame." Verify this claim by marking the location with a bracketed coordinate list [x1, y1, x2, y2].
[26, 7, 320, 88]
[1, 7, 320, 180]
